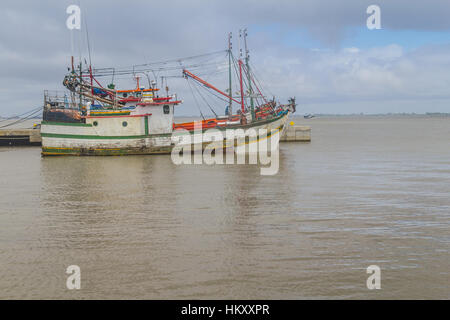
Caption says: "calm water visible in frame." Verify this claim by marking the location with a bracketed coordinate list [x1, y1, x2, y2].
[0, 116, 449, 299]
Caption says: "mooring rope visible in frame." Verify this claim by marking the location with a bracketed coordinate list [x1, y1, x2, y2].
[0, 107, 43, 129]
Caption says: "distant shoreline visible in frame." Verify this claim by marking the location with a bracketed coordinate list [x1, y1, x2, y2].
[292, 112, 450, 117]
[1, 113, 449, 120]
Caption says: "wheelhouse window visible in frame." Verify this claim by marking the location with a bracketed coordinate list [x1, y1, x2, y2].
[163, 105, 170, 114]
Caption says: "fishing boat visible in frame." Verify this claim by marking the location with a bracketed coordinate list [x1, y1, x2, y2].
[41, 31, 295, 156]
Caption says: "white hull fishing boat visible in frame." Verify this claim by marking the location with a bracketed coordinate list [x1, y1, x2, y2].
[41, 31, 295, 156]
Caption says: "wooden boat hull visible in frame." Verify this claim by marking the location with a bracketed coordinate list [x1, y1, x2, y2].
[41, 113, 289, 156]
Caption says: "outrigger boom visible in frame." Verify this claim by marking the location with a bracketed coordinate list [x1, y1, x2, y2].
[182, 69, 241, 105]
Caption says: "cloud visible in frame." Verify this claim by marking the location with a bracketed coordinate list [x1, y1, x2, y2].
[249, 42, 450, 113]
[1, 0, 450, 116]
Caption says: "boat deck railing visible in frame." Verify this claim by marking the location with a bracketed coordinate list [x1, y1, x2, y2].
[44, 90, 85, 110]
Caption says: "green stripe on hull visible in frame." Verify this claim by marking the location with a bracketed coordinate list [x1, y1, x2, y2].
[40, 113, 287, 140]
[144, 116, 149, 135]
[41, 133, 150, 139]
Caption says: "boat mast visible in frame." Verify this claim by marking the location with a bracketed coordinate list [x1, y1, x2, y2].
[238, 59, 245, 114]
[79, 60, 83, 112]
[243, 29, 255, 121]
[70, 56, 76, 109]
[89, 65, 94, 105]
[238, 30, 245, 114]
[228, 32, 233, 118]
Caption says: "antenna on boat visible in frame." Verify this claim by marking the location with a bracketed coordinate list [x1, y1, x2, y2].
[238, 29, 243, 59]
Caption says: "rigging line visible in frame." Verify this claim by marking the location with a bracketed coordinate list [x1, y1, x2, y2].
[192, 77, 230, 107]
[0, 106, 43, 123]
[189, 77, 216, 115]
[231, 51, 266, 110]
[248, 66, 266, 97]
[76, 0, 82, 66]
[91, 60, 230, 78]
[196, 83, 228, 112]
[202, 65, 229, 83]
[84, 7, 92, 68]
[249, 62, 273, 98]
[237, 56, 252, 92]
[0, 108, 43, 129]
[243, 63, 266, 103]
[186, 71, 233, 112]
[252, 73, 272, 111]
[230, 53, 240, 92]
[235, 56, 272, 113]
[231, 53, 244, 87]
[198, 84, 230, 104]
[99, 65, 223, 77]
[186, 78, 205, 120]
[192, 79, 218, 117]
[91, 53, 229, 76]
[231, 54, 248, 110]
[244, 63, 270, 107]
[182, 54, 226, 73]
[132, 50, 227, 69]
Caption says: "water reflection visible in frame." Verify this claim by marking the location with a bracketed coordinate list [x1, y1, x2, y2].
[0, 116, 448, 299]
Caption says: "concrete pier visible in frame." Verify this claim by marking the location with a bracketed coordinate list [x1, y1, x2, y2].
[0, 129, 42, 145]
[280, 123, 311, 142]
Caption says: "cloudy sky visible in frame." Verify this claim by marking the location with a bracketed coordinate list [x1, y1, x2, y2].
[1, 0, 450, 116]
